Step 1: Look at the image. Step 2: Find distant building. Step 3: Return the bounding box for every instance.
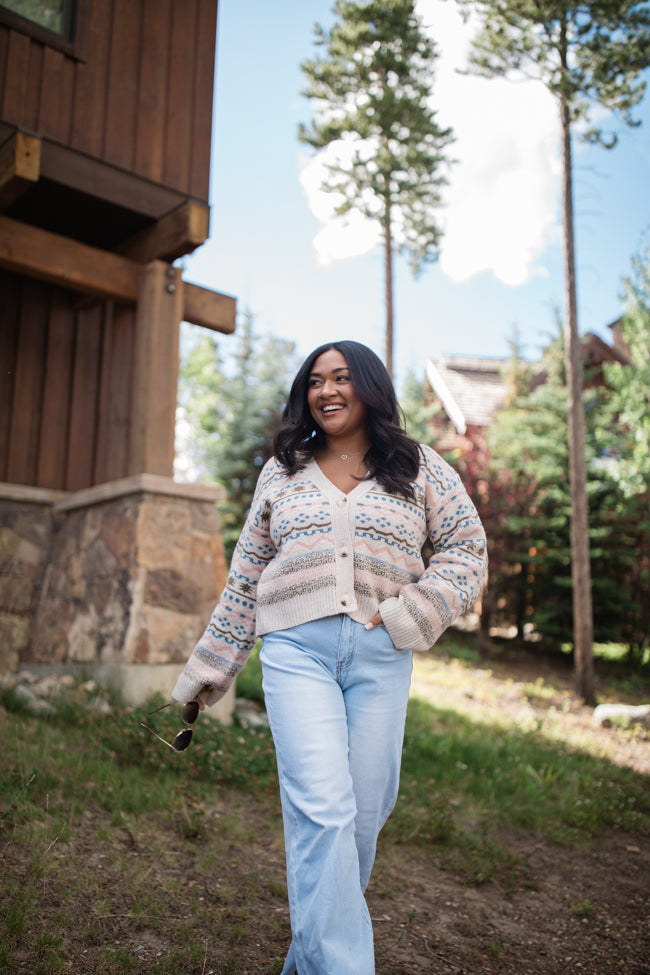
[425,355,508,452]
[425,328,629,454]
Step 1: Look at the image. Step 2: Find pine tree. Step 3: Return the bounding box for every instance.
[299,0,453,377]
[486,329,649,662]
[598,235,650,661]
[177,313,298,560]
[602,234,650,496]
[458,0,650,703]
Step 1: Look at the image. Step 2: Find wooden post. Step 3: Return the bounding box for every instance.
[0,131,41,211]
[128,261,183,477]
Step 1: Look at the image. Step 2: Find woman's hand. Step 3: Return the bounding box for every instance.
[364,612,384,631]
[194,696,206,711]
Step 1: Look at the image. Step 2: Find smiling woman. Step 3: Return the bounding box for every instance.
[171,339,487,975]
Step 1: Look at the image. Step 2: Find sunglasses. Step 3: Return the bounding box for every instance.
[140,701,199,751]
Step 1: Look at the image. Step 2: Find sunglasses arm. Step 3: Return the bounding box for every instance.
[139,722,177,750]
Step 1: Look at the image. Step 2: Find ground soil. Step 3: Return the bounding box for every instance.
[3,648,649,974]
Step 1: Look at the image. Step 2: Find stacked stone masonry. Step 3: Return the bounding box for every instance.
[0,477,232,718]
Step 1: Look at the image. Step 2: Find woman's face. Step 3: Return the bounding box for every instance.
[307,348,367,441]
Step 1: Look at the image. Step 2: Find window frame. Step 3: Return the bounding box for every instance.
[0,0,88,61]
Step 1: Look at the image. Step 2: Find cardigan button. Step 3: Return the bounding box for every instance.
[339,547,350,557]
[340,595,351,607]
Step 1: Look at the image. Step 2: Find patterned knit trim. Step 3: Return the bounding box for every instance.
[258,573,335,607]
[194,646,242,679]
[353,554,419,585]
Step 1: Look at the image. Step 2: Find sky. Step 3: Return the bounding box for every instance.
[181,0,650,391]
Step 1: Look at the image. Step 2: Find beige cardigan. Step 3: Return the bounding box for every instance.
[173,446,487,706]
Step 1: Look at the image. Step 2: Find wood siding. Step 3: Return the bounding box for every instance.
[0,0,217,201]
[0,270,137,490]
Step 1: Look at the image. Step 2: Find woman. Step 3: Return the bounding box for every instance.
[173,341,487,975]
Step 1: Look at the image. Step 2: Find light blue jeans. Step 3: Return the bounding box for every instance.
[260,615,413,975]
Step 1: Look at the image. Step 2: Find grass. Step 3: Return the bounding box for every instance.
[394,696,647,854]
[0,631,648,972]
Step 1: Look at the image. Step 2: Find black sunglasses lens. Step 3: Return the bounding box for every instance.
[182,701,199,724]
[172,729,193,751]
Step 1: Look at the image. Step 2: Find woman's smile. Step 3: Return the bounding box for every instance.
[307,348,367,443]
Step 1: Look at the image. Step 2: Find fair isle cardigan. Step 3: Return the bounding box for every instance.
[172,445,488,706]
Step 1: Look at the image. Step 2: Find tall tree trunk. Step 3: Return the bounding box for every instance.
[560,92,596,706]
[384,200,394,379]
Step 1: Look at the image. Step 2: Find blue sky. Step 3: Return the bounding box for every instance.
[182,0,650,390]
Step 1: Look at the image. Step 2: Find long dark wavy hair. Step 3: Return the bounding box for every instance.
[273,341,422,499]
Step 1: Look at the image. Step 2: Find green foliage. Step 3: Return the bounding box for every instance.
[234,641,265,706]
[300,0,453,274]
[177,312,298,560]
[489,335,572,644]
[485,323,650,659]
[596,236,650,661]
[601,235,650,495]
[398,369,437,445]
[458,0,650,143]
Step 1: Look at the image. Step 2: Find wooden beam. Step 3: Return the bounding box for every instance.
[116,200,210,263]
[0,215,140,301]
[0,131,41,212]
[128,262,183,477]
[183,281,236,334]
[0,214,236,331]
[39,138,186,219]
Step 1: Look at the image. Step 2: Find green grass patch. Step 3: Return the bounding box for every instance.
[1,645,649,971]
[392,697,649,852]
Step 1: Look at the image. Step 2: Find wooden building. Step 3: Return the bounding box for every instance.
[0,0,235,715]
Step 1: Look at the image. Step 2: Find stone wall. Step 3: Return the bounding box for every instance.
[0,477,234,720]
[0,484,66,673]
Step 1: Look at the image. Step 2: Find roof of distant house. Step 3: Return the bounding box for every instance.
[425,355,508,435]
[426,332,630,436]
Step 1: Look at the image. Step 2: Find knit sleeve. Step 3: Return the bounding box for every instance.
[172,461,278,706]
[378,446,488,652]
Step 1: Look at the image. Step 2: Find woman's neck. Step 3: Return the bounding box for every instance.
[321,438,369,461]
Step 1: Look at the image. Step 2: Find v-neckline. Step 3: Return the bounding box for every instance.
[305,458,375,499]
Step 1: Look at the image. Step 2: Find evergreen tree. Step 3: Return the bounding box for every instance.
[458,0,650,704]
[598,235,650,662]
[399,368,437,445]
[487,330,649,661]
[602,234,650,497]
[177,312,298,560]
[475,337,541,647]
[299,0,453,377]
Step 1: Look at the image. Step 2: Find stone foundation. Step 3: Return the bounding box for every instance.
[0,476,234,721]
[0,484,67,673]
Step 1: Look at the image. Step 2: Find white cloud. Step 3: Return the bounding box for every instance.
[299,0,562,287]
[298,138,382,265]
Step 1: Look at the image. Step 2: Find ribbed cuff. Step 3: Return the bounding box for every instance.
[172,671,228,708]
[378,596,437,652]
